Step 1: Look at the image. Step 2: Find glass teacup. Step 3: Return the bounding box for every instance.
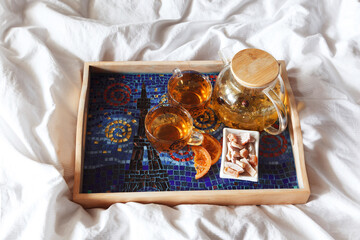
[167,68,212,118]
[145,103,203,152]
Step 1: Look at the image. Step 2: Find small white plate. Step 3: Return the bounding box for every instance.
[220,128,260,182]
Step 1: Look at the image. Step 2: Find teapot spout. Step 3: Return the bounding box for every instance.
[219,45,238,65]
[219,49,231,65]
[219,45,243,65]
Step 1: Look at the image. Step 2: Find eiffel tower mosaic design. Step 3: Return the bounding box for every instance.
[123,83,170,192]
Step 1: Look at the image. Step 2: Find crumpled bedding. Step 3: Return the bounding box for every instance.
[1,0,360,239]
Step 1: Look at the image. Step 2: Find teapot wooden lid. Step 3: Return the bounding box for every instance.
[231,49,279,88]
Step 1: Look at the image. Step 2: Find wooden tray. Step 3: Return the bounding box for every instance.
[73,61,310,208]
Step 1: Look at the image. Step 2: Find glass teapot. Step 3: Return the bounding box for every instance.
[211,48,288,135]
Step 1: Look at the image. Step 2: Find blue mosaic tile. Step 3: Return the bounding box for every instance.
[81,72,299,193]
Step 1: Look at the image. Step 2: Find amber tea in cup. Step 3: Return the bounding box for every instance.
[145,103,203,152]
[167,68,212,118]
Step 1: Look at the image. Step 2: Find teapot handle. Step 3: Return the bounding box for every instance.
[263,69,288,135]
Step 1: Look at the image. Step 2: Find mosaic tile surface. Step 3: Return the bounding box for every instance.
[82,72,298,193]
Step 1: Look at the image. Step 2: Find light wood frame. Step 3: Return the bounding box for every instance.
[73,61,310,208]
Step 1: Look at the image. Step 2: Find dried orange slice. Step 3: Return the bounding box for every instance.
[201,133,222,165]
[192,146,212,179]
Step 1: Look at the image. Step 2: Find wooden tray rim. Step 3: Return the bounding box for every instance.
[73,60,310,208]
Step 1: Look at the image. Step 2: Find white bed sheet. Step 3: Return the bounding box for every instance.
[1,0,360,239]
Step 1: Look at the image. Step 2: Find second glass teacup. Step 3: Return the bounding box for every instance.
[167,68,212,118]
[145,103,203,153]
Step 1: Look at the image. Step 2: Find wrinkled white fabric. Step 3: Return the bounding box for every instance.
[1,0,360,239]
